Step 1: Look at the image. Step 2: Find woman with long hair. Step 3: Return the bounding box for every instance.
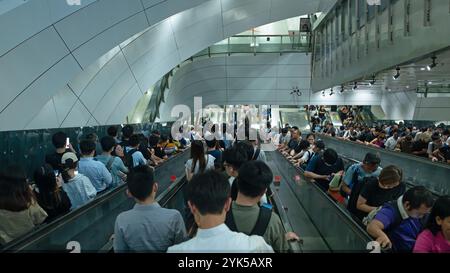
[185,140,215,181]
[414,195,450,253]
[0,166,48,245]
[33,164,72,222]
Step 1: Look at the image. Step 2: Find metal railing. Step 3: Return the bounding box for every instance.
[193,33,312,58]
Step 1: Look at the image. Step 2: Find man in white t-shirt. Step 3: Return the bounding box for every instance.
[167,170,273,253]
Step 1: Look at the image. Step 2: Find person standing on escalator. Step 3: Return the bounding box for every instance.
[225,161,300,252]
[114,165,187,252]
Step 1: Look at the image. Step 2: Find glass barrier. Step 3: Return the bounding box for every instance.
[192,34,311,59]
[0,150,190,252]
[319,135,450,196]
[267,151,372,252]
[0,123,174,179]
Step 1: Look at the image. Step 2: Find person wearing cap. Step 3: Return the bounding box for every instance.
[60,152,97,210]
[341,152,382,198]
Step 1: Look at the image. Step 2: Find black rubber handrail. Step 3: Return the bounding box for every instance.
[318,134,450,169]
[268,185,303,253]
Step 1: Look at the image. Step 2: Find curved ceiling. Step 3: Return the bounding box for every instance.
[157,53,382,122]
[0,0,336,131]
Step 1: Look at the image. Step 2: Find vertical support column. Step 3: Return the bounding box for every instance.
[424,0,432,26]
[388,0,394,44]
[404,0,411,36]
[365,2,369,56]
[375,3,380,50]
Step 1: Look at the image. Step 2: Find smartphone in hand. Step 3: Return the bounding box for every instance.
[66,138,70,149]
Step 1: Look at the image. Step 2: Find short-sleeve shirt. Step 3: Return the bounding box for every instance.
[360,180,406,208]
[95,155,128,187]
[306,156,344,192]
[78,158,113,192]
[62,174,97,210]
[230,202,289,253]
[374,204,424,252]
[125,147,147,167]
[45,149,72,172]
[114,203,187,252]
[185,155,215,175]
[343,163,382,190]
[287,139,299,150]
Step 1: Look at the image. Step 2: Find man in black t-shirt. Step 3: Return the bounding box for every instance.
[45,131,77,172]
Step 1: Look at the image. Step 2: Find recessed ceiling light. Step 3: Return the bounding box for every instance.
[420,67,426,71]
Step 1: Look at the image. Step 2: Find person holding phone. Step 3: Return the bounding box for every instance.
[45,132,77,173]
[33,164,72,222]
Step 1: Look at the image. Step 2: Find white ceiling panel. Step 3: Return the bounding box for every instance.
[0,26,69,112]
[54,0,143,51]
[0,54,81,131]
[71,12,149,68]
[61,100,94,128]
[24,99,59,131]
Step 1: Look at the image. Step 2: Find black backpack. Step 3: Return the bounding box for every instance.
[346,167,378,220]
[225,204,272,236]
[252,148,261,161]
[125,148,138,168]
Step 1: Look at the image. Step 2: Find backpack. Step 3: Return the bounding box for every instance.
[252,148,261,161]
[346,166,378,220]
[105,156,116,172]
[225,203,273,236]
[125,149,138,168]
[304,150,314,165]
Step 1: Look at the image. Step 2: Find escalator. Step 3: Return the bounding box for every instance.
[1,149,374,253]
[266,151,372,252]
[0,150,191,253]
[328,112,342,127]
[356,106,377,126]
[280,110,311,132]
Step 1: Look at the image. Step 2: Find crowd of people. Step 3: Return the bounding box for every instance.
[0,125,186,246]
[309,105,450,164]
[276,124,449,253]
[1,121,449,253]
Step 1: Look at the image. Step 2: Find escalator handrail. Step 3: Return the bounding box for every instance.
[0,149,190,252]
[268,185,303,253]
[318,134,450,169]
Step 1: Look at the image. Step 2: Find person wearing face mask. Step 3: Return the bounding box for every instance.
[413,195,450,253]
[366,186,434,252]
